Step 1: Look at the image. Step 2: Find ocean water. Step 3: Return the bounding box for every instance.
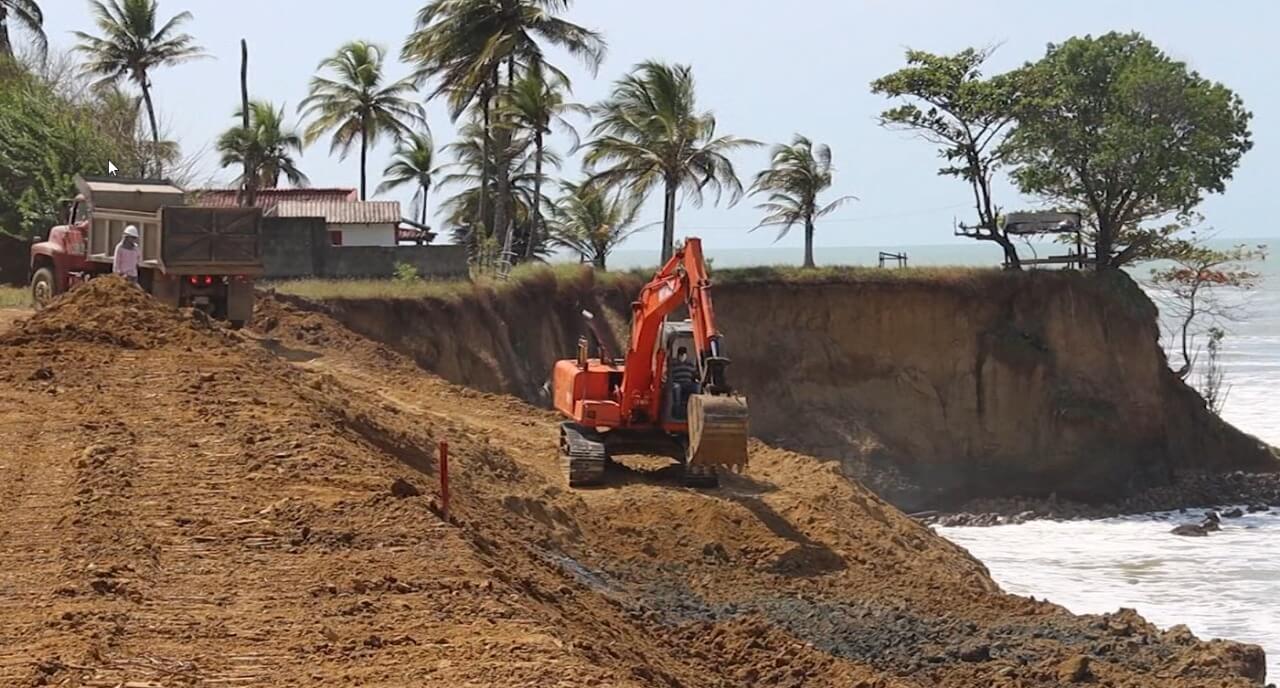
[938,512,1280,681]
[608,240,1280,678]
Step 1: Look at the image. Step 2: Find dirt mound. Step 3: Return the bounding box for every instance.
[3,276,219,349]
[0,288,1266,686]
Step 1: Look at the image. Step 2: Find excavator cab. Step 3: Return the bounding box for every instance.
[660,321,697,424]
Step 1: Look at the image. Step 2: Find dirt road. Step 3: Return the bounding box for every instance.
[0,279,1265,687]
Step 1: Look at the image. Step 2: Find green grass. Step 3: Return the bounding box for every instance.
[710,264,997,286]
[268,263,647,303]
[269,277,479,302]
[0,285,29,308]
[267,262,1016,303]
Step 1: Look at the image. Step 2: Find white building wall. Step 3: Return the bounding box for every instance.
[330,223,397,247]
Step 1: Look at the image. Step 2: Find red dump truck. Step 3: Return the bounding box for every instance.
[29,176,264,327]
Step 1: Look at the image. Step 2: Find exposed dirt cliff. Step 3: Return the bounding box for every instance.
[288,267,1277,510]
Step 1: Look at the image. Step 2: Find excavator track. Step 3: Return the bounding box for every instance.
[560,423,608,487]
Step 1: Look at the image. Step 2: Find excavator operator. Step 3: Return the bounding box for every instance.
[668,347,700,420]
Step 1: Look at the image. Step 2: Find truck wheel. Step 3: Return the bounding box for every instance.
[30,267,57,310]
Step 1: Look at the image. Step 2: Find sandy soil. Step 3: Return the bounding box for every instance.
[0,307,31,334]
[0,278,1265,687]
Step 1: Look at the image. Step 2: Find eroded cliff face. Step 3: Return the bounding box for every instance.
[286,268,1275,510]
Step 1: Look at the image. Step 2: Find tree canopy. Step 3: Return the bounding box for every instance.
[750,134,854,269]
[1007,32,1253,269]
[0,0,45,59]
[584,61,757,263]
[300,40,425,199]
[0,63,120,239]
[74,0,204,175]
[871,47,1023,267]
[217,100,308,189]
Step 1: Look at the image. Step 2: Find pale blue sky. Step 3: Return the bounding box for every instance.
[35,0,1280,257]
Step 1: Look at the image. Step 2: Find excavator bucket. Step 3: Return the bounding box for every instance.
[686,394,749,468]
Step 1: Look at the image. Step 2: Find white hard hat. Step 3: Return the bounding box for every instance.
[123,225,140,239]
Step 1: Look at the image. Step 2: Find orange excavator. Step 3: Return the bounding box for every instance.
[551,237,749,488]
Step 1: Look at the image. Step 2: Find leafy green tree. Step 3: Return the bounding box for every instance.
[92,85,178,176]
[1007,32,1253,270]
[1149,237,1266,378]
[299,41,425,199]
[872,48,1023,268]
[377,132,439,226]
[548,179,642,269]
[74,0,204,176]
[0,65,119,239]
[750,134,855,269]
[217,100,308,188]
[0,0,44,59]
[402,0,605,249]
[584,61,758,263]
[503,63,586,257]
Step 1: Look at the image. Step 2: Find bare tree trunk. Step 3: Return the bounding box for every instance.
[419,183,429,225]
[526,130,544,260]
[1177,282,1201,377]
[803,216,815,269]
[239,39,257,207]
[661,177,677,263]
[0,10,13,58]
[478,74,493,242]
[359,124,368,200]
[139,76,162,178]
[969,157,1021,270]
[994,233,1020,270]
[1096,219,1115,271]
[495,139,512,260]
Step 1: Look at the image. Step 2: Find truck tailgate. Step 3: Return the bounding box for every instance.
[161,207,262,271]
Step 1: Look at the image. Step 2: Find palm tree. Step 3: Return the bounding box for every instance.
[504,63,586,258]
[0,0,45,59]
[584,61,758,263]
[299,41,425,199]
[402,0,605,250]
[377,132,438,226]
[439,118,558,261]
[548,180,642,269]
[74,0,204,176]
[217,100,308,188]
[750,134,855,269]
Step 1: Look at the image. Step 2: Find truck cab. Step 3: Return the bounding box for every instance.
[29,197,93,305]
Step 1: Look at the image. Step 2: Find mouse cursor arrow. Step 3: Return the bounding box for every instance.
[107,161,119,176]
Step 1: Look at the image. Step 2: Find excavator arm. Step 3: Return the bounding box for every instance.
[619,238,749,467]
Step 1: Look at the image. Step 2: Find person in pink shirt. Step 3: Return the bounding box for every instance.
[113,225,141,284]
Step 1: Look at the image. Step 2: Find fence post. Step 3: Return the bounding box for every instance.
[439,440,450,521]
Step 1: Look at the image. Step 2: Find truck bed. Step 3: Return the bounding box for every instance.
[160,207,262,273]
[87,206,263,275]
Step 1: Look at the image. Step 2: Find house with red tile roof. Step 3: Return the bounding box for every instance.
[272,199,402,247]
[189,188,358,210]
